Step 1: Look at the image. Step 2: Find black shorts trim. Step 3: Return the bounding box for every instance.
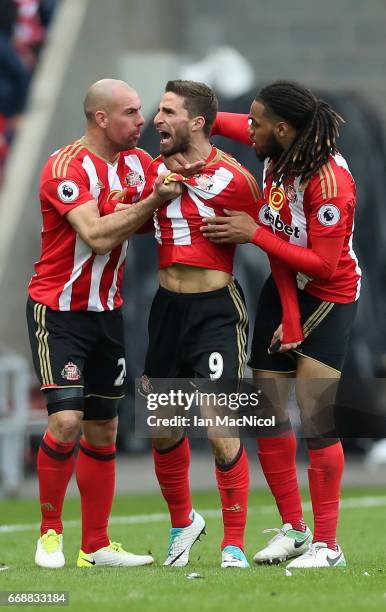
[84,393,125,400]
[227,281,248,380]
[33,303,54,387]
[291,350,341,374]
[27,297,127,412]
[144,280,248,380]
[248,276,358,373]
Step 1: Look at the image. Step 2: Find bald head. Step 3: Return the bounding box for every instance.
[83,79,137,124]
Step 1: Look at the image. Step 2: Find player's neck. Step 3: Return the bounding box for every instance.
[185,138,212,164]
[81,132,120,165]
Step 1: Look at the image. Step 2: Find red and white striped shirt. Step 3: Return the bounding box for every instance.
[28,140,152,311]
[260,153,361,302]
[144,147,261,273]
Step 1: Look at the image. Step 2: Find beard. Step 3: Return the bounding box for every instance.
[255,132,283,162]
[160,129,190,157]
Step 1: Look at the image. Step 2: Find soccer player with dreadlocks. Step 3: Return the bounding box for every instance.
[202,80,361,569]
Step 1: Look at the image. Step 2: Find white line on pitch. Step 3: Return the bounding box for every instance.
[1,495,386,535]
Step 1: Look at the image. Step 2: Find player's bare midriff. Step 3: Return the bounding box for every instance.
[159,264,232,293]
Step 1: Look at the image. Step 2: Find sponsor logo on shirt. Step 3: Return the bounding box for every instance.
[61,362,81,381]
[107,189,122,202]
[261,205,300,238]
[57,180,80,203]
[317,204,341,226]
[269,186,285,211]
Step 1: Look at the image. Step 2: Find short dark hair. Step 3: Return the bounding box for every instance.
[256,80,344,184]
[165,80,218,136]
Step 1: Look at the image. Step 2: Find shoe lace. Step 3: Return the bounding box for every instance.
[302,543,323,559]
[41,530,61,553]
[108,542,124,553]
[262,527,284,545]
[167,528,183,554]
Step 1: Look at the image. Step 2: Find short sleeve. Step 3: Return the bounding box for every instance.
[40,161,94,217]
[306,164,355,238]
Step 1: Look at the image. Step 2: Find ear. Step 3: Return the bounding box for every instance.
[95,110,108,129]
[191,116,205,132]
[275,121,289,139]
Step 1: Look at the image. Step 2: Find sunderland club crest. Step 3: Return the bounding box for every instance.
[194,174,214,192]
[61,362,81,381]
[285,184,297,203]
[125,170,144,187]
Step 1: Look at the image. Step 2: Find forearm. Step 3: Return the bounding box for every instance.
[269,257,303,343]
[252,227,342,280]
[211,112,251,146]
[89,193,160,254]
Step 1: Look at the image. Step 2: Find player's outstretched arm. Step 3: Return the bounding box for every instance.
[211,112,251,146]
[251,226,344,281]
[67,173,181,255]
[269,256,303,351]
[201,210,344,281]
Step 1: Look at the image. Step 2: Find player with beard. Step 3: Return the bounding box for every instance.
[202,81,361,569]
[140,80,262,568]
[27,78,195,569]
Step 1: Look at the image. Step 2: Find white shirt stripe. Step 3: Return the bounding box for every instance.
[107,241,128,310]
[58,235,92,310]
[82,155,102,200]
[86,159,124,311]
[166,196,191,245]
[288,176,308,247]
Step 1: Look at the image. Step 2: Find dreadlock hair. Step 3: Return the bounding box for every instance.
[256,80,344,184]
[165,80,218,136]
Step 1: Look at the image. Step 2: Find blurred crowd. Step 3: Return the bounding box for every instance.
[0,0,58,184]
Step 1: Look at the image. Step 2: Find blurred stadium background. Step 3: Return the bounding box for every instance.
[0,0,385,498]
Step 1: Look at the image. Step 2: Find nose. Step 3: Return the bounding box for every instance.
[154,111,163,127]
[137,112,145,127]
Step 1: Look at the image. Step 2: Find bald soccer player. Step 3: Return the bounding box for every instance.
[27,79,185,569]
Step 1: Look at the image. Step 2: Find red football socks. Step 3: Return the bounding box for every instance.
[308,442,344,550]
[153,437,193,528]
[37,430,76,535]
[257,433,306,532]
[76,438,116,553]
[216,445,250,551]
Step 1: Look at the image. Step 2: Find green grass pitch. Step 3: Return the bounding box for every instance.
[0,487,385,611]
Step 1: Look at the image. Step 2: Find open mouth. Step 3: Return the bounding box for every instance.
[158,131,172,146]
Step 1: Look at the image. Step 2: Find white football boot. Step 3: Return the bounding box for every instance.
[35,529,65,568]
[253,523,312,564]
[286,542,346,569]
[221,545,250,568]
[163,511,206,567]
[77,542,153,567]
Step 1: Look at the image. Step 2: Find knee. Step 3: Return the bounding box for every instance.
[49,411,82,442]
[208,438,240,465]
[83,418,118,446]
[152,436,184,452]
